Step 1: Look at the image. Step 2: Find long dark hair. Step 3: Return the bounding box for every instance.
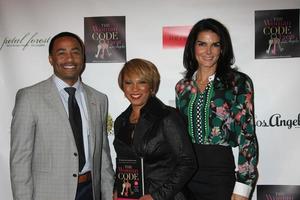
[183,18,236,86]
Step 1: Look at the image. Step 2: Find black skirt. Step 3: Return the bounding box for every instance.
[185,144,236,200]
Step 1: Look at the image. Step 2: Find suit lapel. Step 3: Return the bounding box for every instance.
[44,78,77,146]
[82,84,97,152]
[131,97,162,154]
[132,111,158,156]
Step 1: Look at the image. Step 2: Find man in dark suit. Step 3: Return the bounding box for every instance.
[10,32,114,200]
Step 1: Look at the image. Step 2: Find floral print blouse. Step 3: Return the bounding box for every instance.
[175,71,258,189]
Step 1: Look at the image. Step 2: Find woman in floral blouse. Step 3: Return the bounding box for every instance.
[175,18,258,200]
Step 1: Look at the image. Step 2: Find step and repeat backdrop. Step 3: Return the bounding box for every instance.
[1,0,299,199]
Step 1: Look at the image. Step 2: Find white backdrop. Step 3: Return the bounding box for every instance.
[1,0,300,199]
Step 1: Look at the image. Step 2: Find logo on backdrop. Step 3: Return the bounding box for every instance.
[257,185,300,200]
[256,113,300,129]
[162,26,191,49]
[0,32,51,50]
[255,9,300,59]
[84,16,126,63]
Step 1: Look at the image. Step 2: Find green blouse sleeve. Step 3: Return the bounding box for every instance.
[232,76,258,187]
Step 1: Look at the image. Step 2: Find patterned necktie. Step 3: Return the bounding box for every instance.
[64,87,86,171]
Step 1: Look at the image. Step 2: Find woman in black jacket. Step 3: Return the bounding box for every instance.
[113,58,196,200]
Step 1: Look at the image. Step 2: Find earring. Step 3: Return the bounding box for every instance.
[151,90,155,96]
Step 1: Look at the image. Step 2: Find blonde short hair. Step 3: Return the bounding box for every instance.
[118,58,160,95]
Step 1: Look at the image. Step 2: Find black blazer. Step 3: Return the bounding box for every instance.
[113,97,196,200]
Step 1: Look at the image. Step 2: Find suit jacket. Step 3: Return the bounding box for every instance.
[113,97,196,200]
[10,77,114,200]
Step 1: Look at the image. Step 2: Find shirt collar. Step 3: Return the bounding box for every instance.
[52,74,82,92]
[192,71,215,82]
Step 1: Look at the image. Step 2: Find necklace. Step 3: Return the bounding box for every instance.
[129,117,139,124]
[198,79,209,85]
[196,72,209,85]
[130,111,140,124]
[196,71,215,86]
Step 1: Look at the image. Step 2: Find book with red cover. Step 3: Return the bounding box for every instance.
[115,158,144,200]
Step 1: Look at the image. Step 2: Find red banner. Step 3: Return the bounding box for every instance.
[162,26,191,49]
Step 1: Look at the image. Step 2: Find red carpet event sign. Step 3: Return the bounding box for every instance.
[257,185,300,200]
[255,9,300,59]
[84,16,126,63]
